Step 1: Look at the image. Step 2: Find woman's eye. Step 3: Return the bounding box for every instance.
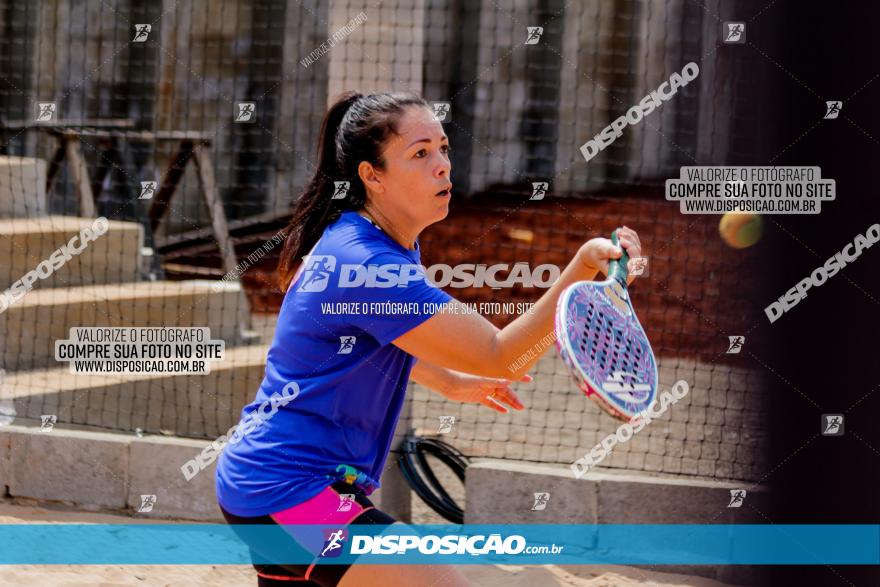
[441,144,450,154]
[415,149,427,158]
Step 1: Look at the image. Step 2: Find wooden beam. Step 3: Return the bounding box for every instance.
[63,134,96,217]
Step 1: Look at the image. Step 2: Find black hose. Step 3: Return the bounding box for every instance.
[397,434,468,524]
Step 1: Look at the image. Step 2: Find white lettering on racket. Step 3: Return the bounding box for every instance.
[602,371,652,403]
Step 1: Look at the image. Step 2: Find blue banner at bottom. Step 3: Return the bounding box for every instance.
[0,524,876,565]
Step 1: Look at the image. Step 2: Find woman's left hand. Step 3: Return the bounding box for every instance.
[440,372,529,414]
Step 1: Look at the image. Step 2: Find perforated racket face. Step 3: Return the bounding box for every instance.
[555,279,658,421]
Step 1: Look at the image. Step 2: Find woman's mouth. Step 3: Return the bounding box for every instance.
[436,186,452,198]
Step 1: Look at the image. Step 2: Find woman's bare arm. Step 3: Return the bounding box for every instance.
[394,229,642,379]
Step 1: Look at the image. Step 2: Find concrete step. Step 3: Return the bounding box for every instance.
[0,280,249,371]
[0,344,267,440]
[0,216,143,290]
[0,156,48,219]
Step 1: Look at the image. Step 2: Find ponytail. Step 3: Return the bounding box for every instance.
[278,90,428,291]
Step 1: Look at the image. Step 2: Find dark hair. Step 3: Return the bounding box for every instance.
[277,91,429,291]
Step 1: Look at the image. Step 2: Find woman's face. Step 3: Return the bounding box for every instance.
[363,105,452,228]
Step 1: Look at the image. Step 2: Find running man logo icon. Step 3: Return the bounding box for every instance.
[726,336,745,354]
[338,336,356,354]
[824,101,842,119]
[35,102,56,122]
[630,257,649,277]
[530,181,549,200]
[438,415,456,434]
[337,494,355,512]
[139,181,157,200]
[132,24,151,42]
[235,102,256,123]
[138,494,157,513]
[320,529,346,557]
[727,489,746,508]
[40,414,57,432]
[723,22,746,43]
[297,255,336,292]
[332,181,350,199]
[531,492,550,511]
[525,27,544,45]
[822,414,844,436]
[431,102,451,123]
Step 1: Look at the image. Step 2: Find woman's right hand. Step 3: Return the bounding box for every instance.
[577,237,624,275]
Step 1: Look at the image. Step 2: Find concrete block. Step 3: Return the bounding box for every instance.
[5,424,128,509]
[465,460,597,524]
[4,345,267,438]
[467,459,771,525]
[0,280,248,370]
[595,471,770,524]
[128,435,223,521]
[0,157,47,219]
[0,217,143,290]
[0,427,10,493]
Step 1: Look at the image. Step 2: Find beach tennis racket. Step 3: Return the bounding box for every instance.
[555,230,658,422]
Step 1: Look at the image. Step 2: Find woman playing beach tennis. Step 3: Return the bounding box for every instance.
[216,91,642,586]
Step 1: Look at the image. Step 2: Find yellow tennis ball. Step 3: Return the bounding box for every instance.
[719,212,763,249]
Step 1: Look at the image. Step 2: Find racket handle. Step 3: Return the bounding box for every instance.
[609,229,630,286]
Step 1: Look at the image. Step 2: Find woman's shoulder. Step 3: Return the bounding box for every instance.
[321,212,412,265]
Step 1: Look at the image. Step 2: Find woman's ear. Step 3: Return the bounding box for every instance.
[358,161,384,195]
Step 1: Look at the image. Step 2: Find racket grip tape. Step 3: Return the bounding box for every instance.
[609,229,630,285]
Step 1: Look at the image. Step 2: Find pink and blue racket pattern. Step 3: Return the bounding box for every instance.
[555,230,658,422]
